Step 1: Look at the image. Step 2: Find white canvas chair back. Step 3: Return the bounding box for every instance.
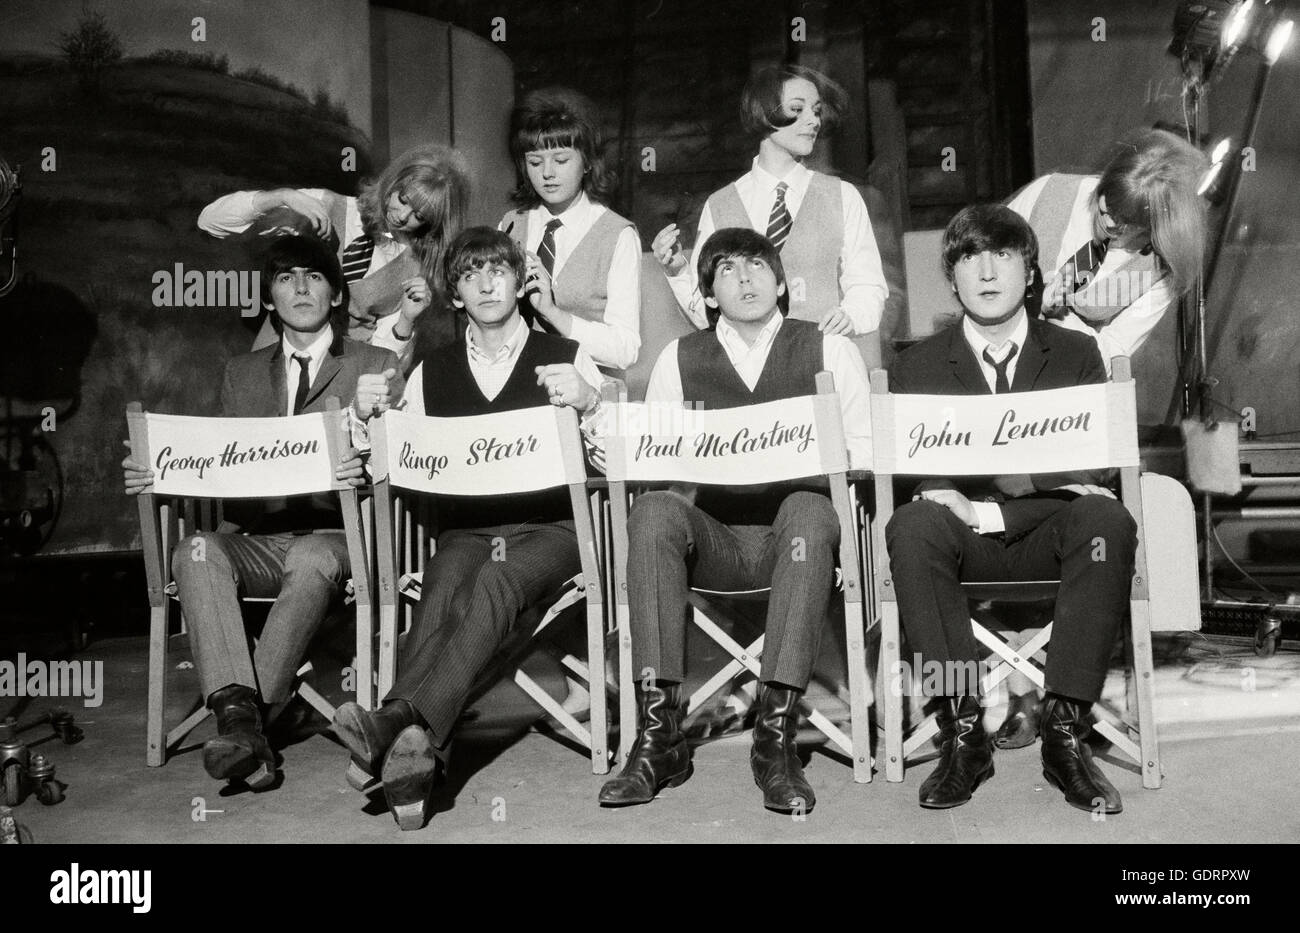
[126,398,369,767]
[602,372,873,782]
[367,404,610,773]
[868,357,1160,789]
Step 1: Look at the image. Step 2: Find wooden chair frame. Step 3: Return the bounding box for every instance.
[870,357,1160,789]
[128,398,371,767]
[365,405,611,774]
[605,372,874,783]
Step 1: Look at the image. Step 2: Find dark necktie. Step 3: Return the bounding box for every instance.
[292,353,311,415]
[982,343,1019,394]
[1067,236,1109,292]
[339,234,375,284]
[538,218,563,278]
[766,181,793,252]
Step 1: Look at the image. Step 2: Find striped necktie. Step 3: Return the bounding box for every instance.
[1067,237,1109,292]
[292,353,311,415]
[339,234,375,284]
[538,218,563,278]
[766,181,793,252]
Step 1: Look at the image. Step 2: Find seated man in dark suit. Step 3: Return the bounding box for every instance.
[598,227,872,814]
[123,235,397,789]
[886,204,1136,814]
[331,227,604,831]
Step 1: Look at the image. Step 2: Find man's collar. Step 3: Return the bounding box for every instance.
[280,324,334,362]
[961,310,1028,358]
[466,313,528,360]
[716,309,783,348]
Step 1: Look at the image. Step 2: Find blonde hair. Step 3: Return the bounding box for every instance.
[356,144,472,290]
[1093,128,1208,295]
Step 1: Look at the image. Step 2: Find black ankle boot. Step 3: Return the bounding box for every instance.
[203,684,276,789]
[1040,694,1122,814]
[918,695,994,809]
[332,699,419,779]
[598,682,691,806]
[750,684,815,813]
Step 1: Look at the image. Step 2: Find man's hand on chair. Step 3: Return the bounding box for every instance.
[915,487,977,528]
[354,368,398,421]
[336,448,367,487]
[121,440,154,495]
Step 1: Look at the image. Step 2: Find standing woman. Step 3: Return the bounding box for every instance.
[653,65,888,345]
[497,87,640,720]
[499,87,642,376]
[1008,127,1208,371]
[198,144,472,366]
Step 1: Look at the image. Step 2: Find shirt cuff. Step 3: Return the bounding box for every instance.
[345,407,372,453]
[969,500,1005,535]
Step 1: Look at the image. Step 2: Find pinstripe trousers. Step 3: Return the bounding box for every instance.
[388,520,579,746]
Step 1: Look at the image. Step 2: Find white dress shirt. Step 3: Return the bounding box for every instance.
[961,312,1029,394]
[198,188,406,278]
[499,192,642,371]
[643,313,873,469]
[401,316,605,414]
[667,160,888,335]
[1007,174,1175,374]
[282,326,334,417]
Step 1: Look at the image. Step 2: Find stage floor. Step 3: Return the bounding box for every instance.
[10,630,1300,844]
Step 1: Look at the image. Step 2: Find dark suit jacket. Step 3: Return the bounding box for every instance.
[888,315,1109,541]
[218,331,399,534]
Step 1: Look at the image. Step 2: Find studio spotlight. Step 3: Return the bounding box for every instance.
[1265,18,1294,63]
[1223,0,1255,48]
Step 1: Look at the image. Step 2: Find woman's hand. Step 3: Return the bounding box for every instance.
[396,276,432,335]
[818,307,855,336]
[269,189,333,238]
[524,252,558,320]
[651,223,687,275]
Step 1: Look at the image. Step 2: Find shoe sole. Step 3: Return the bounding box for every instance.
[1042,769,1123,814]
[759,793,816,815]
[345,760,381,794]
[381,726,440,831]
[332,705,382,780]
[203,741,276,790]
[598,762,693,807]
[752,772,816,814]
[918,762,995,809]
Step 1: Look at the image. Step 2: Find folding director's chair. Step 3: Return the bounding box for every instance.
[869,357,1160,789]
[603,372,874,782]
[127,398,371,767]
[364,403,610,775]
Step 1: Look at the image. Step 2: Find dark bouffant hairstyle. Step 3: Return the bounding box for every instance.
[696,227,790,325]
[739,65,848,140]
[509,86,618,209]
